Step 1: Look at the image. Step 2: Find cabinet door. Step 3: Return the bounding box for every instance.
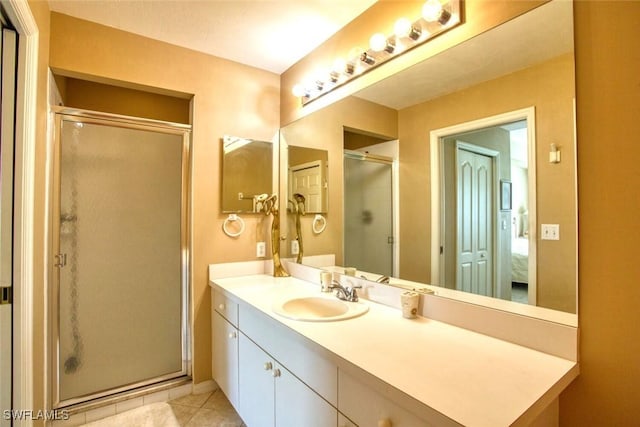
[275,363,337,427]
[274,365,338,427]
[212,312,239,409]
[239,333,275,427]
[338,369,428,427]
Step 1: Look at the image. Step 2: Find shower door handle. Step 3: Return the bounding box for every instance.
[54,253,67,268]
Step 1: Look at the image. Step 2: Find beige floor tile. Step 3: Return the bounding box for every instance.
[184,408,221,427]
[168,403,200,426]
[169,392,213,408]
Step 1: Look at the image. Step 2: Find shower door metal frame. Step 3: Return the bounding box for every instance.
[49,107,192,409]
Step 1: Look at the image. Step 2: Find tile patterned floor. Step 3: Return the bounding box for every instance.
[168,390,245,427]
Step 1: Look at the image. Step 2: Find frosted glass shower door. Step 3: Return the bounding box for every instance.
[53,113,190,406]
[344,155,393,277]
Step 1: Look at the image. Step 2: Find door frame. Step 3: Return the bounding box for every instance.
[2,0,38,422]
[430,107,537,304]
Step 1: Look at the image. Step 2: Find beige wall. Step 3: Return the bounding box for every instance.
[46,12,280,394]
[399,54,577,312]
[560,2,640,424]
[60,77,191,124]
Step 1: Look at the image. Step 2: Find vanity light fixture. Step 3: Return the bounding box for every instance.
[292,0,461,105]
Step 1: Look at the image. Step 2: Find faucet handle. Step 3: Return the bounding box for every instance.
[348,284,362,302]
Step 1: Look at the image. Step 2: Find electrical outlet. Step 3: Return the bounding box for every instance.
[256,241,266,258]
[541,224,560,240]
[291,240,299,255]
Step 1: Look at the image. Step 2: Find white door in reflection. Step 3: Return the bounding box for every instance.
[344,153,393,277]
[456,145,495,296]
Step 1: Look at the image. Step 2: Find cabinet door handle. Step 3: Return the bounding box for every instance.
[218,303,225,311]
[272,368,281,378]
[264,362,273,371]
[228,331,237,339]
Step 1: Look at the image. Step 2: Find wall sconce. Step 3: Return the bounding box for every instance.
[292,0,461,104]
[549,143,561,163]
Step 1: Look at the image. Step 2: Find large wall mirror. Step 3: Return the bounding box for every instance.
[280,0,577,317]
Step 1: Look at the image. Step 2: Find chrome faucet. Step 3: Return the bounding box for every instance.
[328,281,362,302]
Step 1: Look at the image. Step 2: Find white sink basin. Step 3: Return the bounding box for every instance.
[272,296,368,322]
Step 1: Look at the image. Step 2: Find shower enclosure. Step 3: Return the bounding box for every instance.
[51,109,191,408]
[344,151,394,277]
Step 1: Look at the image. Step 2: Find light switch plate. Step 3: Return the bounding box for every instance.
[541,224,560,240]
[291,240,299,255]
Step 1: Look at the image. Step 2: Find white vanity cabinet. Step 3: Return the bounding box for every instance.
[238,332,337,427]
[338,369,429,427]
[212,290,239,409]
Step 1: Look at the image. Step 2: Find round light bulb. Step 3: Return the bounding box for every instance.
[422,0,443,22]
[394,18,412,38]
[292,84,305,98]
[348,47,364,61]
[369,33,387,52]
[332,58,347,74]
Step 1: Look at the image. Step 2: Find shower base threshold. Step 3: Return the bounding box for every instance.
[59,376,192,415]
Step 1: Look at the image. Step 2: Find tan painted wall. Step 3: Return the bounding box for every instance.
[560,2,640,424]
[399,54,576,313]
[279,96,397,262]
[60,77,191,124]
[47,12,280,392]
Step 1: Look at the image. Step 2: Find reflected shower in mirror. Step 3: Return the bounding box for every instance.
[280,0,577,315]
[221,135,274,213]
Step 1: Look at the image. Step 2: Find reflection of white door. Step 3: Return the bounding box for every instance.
[0,26,17,427]
[456,146,494,296]
[289,160,326,212]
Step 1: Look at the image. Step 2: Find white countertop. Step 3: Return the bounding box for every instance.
[211,274,578,427]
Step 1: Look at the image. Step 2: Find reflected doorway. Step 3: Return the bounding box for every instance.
[431,108,536,305]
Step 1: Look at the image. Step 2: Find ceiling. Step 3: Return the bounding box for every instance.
[47,0,378,74]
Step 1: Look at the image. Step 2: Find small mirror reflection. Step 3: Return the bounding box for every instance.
[221,135,273,213]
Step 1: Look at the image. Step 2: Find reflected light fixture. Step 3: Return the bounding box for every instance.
[394,17,421,41]
[423,0,452,25]
[370,32,396,54]
[292,0,461,105]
